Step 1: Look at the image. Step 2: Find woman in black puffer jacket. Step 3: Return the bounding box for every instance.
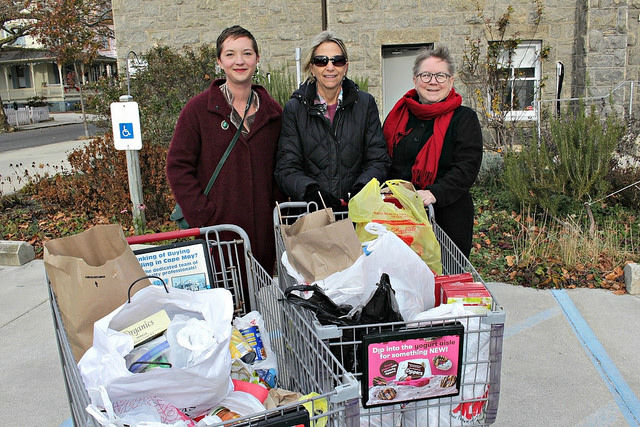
[275,31,390,210]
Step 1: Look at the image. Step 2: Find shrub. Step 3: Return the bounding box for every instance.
[30,134,172,226]
[504,103,625,215]
[25,96,49,107]
[606,117,640,210]
[87,45,224,145]
[254,65,297,108]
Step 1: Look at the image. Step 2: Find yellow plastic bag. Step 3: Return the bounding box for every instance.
[348,178,442,274]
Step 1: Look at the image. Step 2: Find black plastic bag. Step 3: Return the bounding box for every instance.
[284,284,356,326]
[285,274,404,372]
[358,273,404,324]
[332,273,403,371]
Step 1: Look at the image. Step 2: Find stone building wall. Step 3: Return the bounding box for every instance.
[584,1,640,116]
[321,0,577,108]
[111,1,640,115]
[111,0,323,79]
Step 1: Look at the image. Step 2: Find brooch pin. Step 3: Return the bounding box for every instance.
[221,120,229,130]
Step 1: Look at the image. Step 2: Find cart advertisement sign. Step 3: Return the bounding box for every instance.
[361,323,465,408]
[134,240,213,290]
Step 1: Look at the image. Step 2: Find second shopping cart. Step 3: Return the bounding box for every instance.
[274,202,505,426]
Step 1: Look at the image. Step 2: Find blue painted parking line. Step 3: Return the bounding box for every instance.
[579,402,620,427]
[552,289,640,426]
[503,306,561,339]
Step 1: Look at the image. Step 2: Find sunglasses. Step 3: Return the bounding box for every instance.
[312,55,347,67]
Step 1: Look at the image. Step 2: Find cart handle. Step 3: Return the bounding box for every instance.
[272,201,436,225]
[126,225,252,252]
[126,228,203,244]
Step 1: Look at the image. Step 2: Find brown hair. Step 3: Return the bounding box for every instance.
[216,25,259,59]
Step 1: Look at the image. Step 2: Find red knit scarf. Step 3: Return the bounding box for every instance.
[383,88,462,188]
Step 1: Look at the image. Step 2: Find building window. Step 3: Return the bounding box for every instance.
[10,65,31,88]
[49,63,61,84]
[1,28,26,46]
[495,41,541,121]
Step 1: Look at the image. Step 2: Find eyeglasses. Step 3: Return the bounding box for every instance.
[312,55,347,67]
[416,71,451,84]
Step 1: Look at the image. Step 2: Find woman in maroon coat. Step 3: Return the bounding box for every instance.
[166,26,282,281]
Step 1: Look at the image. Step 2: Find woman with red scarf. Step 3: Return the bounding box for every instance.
[383,46,483,258]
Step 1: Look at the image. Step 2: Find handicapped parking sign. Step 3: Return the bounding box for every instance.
[120,123,134,139]
[110,102,142,150]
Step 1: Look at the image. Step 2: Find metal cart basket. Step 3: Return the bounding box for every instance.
[49,224,359,426]
[274,202,506,426]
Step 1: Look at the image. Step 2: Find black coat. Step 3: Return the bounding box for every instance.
[387,105,483,257]
[275,78,390,201]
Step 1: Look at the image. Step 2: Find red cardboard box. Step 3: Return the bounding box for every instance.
[434,272,474,307]
[440,281,492,314]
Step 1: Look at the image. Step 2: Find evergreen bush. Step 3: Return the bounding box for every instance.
[254,65,296,108]
[504,103,625,214]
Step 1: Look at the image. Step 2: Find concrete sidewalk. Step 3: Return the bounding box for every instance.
[15,112,93,131]
[1,258,639,426]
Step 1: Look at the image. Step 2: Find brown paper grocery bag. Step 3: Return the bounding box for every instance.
[44,224,150,361]
[281,208,362,283]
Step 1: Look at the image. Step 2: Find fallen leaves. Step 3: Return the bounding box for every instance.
[604,267,624,281]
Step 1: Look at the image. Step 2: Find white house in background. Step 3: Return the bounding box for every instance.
[0,27,117,112]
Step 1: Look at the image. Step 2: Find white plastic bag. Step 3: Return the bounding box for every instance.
[358,404,403,427]
[79,286,234,418]
[403,303,490,425]
[360,223,435,320]
[85,385,194,427]
[282,250,376,310]
[197,391,266,425]
[166,315,216,368]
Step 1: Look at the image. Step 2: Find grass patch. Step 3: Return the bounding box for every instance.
[470,186,639,293]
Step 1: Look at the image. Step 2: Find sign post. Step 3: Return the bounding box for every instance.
[111,95,145,233]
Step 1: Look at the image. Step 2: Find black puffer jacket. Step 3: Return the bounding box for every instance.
[275,78,390,201]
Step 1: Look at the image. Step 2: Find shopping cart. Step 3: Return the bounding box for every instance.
[49,224,360,426]
[273,202,506,426]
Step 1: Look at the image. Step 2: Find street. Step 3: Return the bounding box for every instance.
[0,122,98,152]
[0,115,97,194]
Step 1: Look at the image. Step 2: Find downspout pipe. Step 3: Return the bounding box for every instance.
[321,0,327,30]
[556,61,564,116]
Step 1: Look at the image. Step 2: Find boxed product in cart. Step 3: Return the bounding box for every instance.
[440,281,493,314]
[434,272,474,306]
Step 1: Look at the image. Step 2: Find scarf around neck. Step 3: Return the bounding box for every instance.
[383,88,462,188]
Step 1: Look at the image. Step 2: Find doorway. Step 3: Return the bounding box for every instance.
[381,44,432,119]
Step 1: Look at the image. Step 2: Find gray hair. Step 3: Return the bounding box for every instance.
[412,46,454,76]
[303,30,349,77]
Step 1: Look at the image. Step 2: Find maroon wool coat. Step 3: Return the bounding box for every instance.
[166,79,283,272]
